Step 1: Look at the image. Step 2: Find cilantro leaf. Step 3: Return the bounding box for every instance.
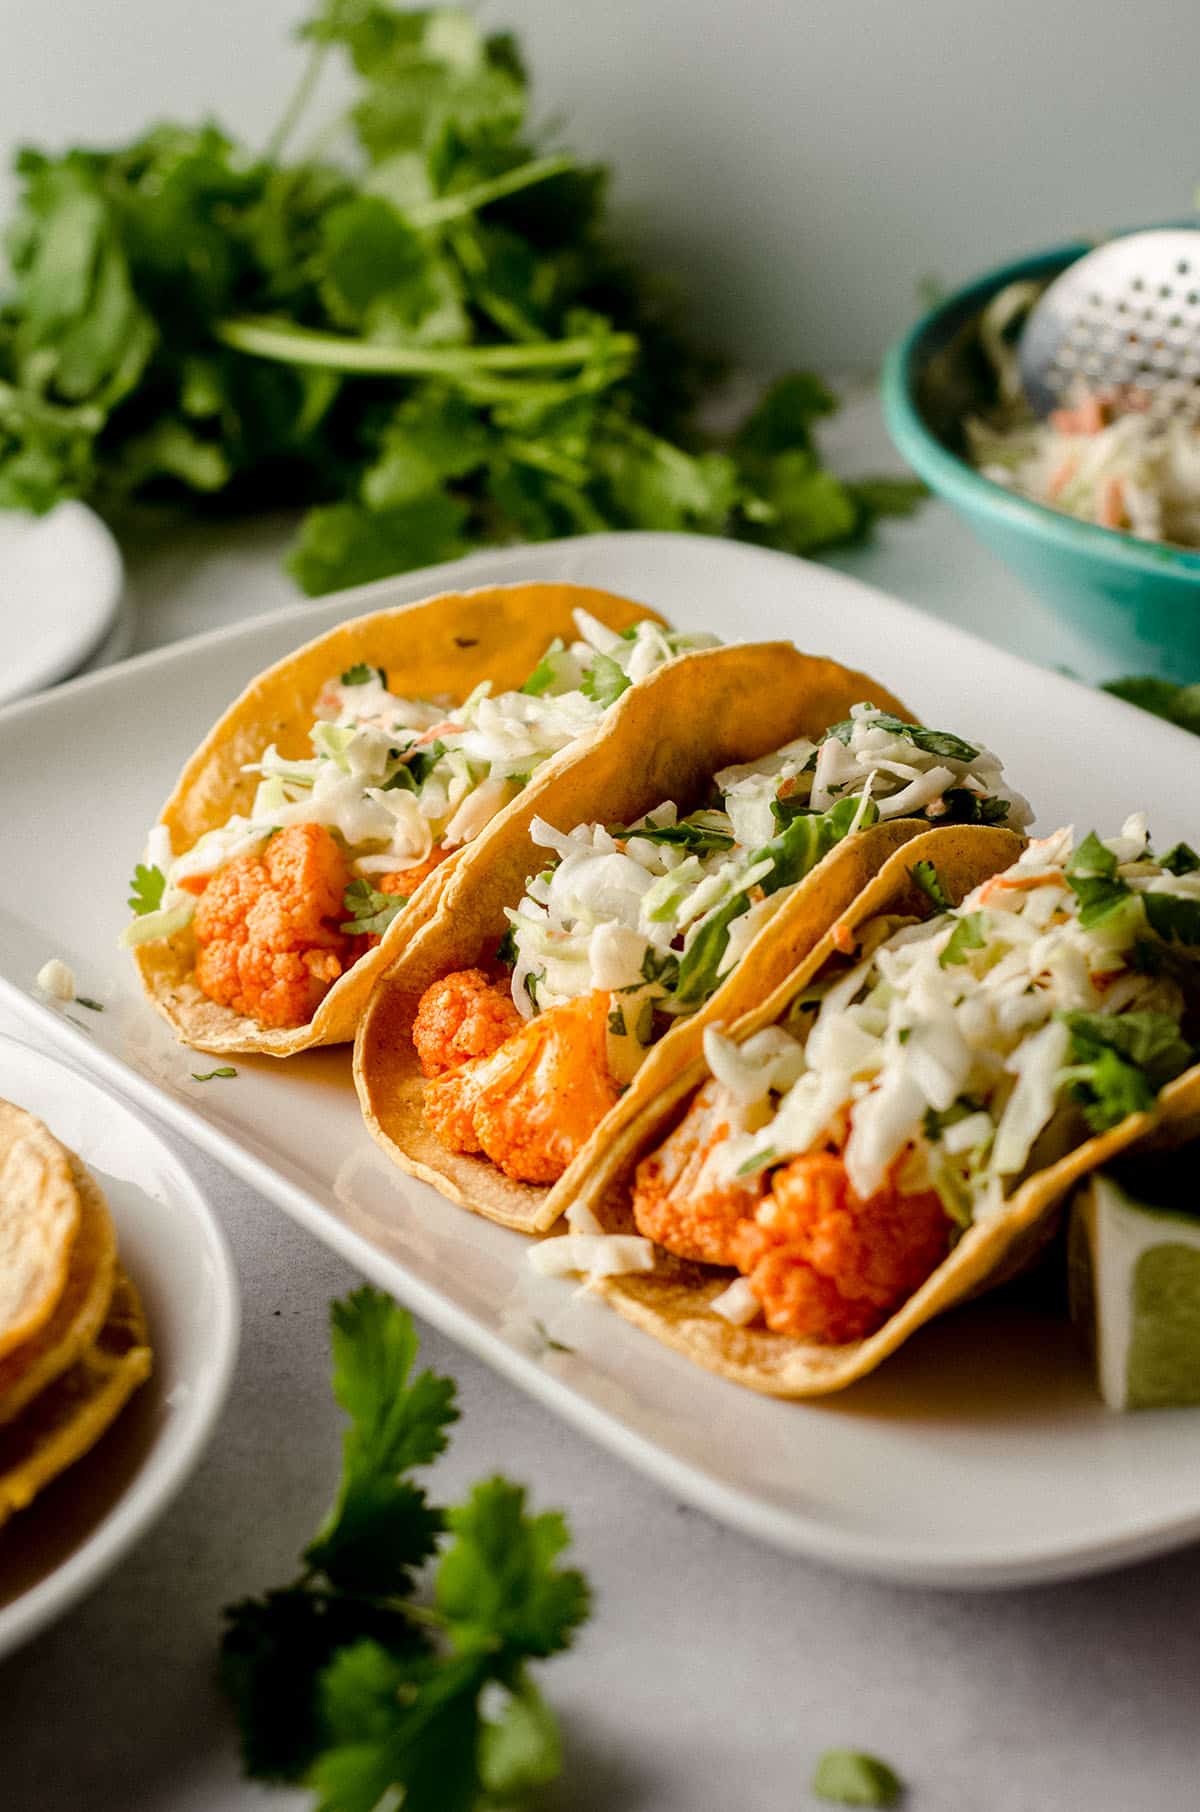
[341,878,407,936]
[1058,1010,1196,1132]
[673,799,870,1008]
[220,1590,425,1783]
[311,1647,484,1812]
[495,924,518,967]
[813,1748,904,1807]
[478,1675,563,1799]
[1065,829,1131,927]
[1142,889,1200,948]
[305,1288,457,1592]
[287,498,470,597]
[1104,675,1200,736]
[1068,830,1118,879]
[1161,842,1200,876]
[340,662,386,687]
[579,650,631,707]
[910,860,951,912]
[938,787,1010,826]
[519,636,566,696]
[826,710,979,764]
[614,817,735,853]
[436,1478,590,1660]
[128,862,165,915]
[939,910,986,967]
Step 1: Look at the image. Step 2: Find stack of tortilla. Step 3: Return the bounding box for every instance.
[0,1101,152,1529]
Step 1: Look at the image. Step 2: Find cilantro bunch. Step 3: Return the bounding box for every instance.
[0,2,920,595]
[220,1288,590,1809]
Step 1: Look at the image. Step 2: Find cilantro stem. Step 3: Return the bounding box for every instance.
[213,315,638,377]
[409,153,577,228]
[262,38,329,164]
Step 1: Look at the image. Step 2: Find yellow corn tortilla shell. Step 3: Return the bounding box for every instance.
[577,823,1200,1396]
[135,582,663,1057]
[355,642,919,1233]
[0,1270,152,1529]
[0,1102,81,1360]
[0,1149,118,1426]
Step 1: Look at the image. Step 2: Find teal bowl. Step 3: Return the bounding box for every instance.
[882,242,1200,682]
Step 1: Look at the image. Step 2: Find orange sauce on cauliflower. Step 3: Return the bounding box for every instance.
[193,823,351,1029]
[631,1079,767,1265]
[412,969,524,1077]
[378,848,449,900]
[730,1151,950,1343]
[422,989,620,1184]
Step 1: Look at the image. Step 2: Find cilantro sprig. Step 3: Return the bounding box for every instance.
[341,879,407,936]
[909,860,951,913]
[1058,1011,1196,1133]
[127,863,166,916]
[0,5,919,595]
[1065,830,1132,929]
[220,1289,590,1808]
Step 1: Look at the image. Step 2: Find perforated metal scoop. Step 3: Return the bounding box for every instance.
[1019,228,1200,422]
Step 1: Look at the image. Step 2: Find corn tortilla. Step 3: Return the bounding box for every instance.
[0,1270,152,1529]
[0,1102,80,1360]
[134,582,664,1056]
[354,643,919,1232]
[0,1149,118,1426]
[572,824,1200,1397]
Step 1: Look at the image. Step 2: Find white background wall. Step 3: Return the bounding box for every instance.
[2,0,1197,367]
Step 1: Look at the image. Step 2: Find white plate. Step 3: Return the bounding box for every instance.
[1,529,1198,1590]
[0,1035,238,1658]
[0,502,127,706]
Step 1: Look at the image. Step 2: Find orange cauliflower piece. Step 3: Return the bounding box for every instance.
[632,1079,766,1266]
[412,969,524,1078]
[378,847,449,900]
[423,992,620,1184]
[193,823,351,1029]
[730,1152,950,1343]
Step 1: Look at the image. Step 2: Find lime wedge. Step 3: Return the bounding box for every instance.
[1070,1173,1200,1411]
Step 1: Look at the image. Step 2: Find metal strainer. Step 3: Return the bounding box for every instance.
[1018,228,1200,422]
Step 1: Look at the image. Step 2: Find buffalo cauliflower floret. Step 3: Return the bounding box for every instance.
[423,992,620,1183]
[412,969,524,1078]
[193,823,351,1028]
[632,1079,767,1266]
[378,848,449,900]
[730,1151,950,1343]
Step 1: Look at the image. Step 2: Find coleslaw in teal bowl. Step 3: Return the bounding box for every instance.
[882,241,1200,682]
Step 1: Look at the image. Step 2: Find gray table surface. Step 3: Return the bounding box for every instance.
[3,396,1195,1812]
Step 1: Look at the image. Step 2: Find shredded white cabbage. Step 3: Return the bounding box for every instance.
[134,613,706,929]
[697,826,1198,1225]
[505,706,1030,1055]
[527,1234,657,1279]
[710,1277,762,1326]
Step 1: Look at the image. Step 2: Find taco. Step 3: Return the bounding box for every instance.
[123,582,716,1055]
[355,659,1031,1233]
[539,819,1200,1398]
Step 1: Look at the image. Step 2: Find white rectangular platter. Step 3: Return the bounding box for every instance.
[3,528,1199,1589]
